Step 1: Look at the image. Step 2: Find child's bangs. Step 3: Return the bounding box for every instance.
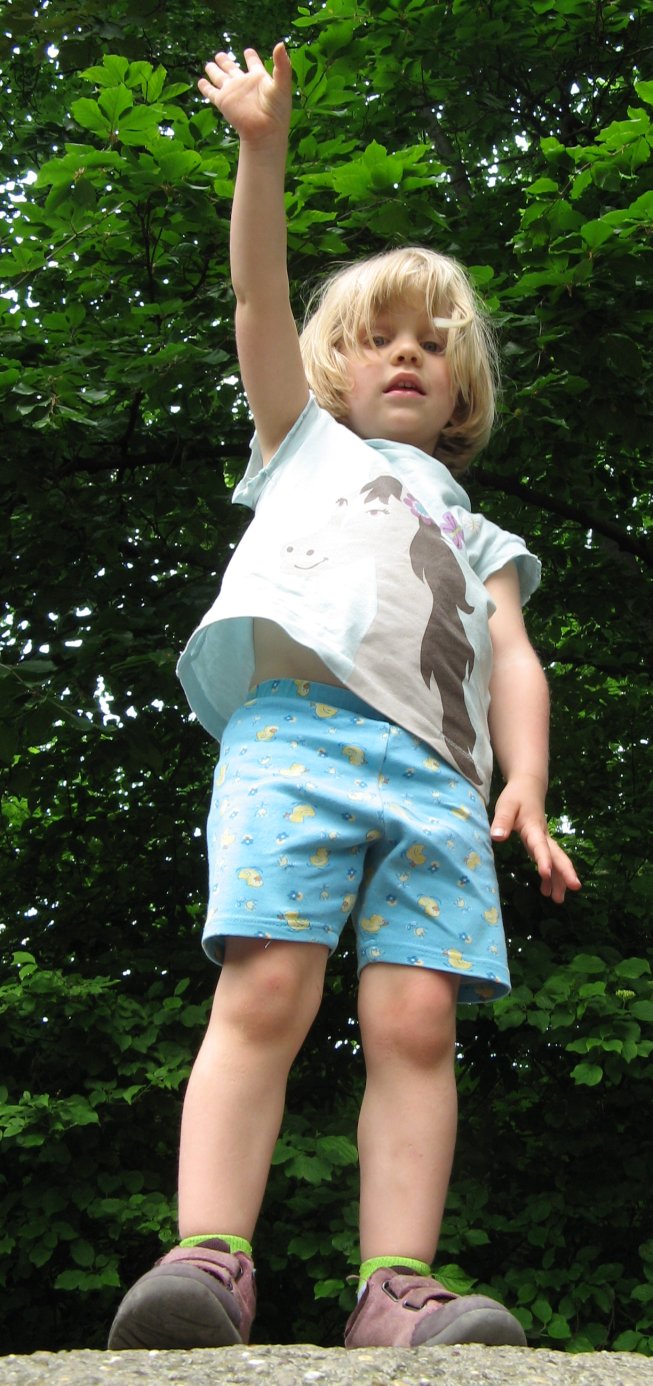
[339,251,475,352]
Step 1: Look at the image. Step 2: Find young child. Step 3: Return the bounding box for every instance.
[108,43,580,1352]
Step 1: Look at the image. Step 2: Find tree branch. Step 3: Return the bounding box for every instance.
[420,109,473,202]
[475,467,653,567]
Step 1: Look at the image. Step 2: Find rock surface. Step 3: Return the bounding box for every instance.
[1,1345,651,1386]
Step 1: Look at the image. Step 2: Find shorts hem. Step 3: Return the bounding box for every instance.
[202,922,338,965]
[357,946,510,1005]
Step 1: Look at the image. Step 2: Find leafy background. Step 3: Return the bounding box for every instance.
[1,0,652,1356]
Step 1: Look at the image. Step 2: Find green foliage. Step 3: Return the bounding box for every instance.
[1,0,651,1357]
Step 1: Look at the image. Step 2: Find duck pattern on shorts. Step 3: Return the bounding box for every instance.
[203,681,510,1004]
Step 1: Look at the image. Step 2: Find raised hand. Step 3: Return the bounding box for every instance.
[198,43,292,146]
[197,40,307,463]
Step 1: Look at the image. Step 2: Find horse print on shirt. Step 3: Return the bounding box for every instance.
[280,474,481,786]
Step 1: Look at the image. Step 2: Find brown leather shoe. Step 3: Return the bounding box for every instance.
[345,1266,527,1348]
[108,1239,256,1349]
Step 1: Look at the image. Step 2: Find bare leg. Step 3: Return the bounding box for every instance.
[357,965,459,1264]
[178,938,329,1240]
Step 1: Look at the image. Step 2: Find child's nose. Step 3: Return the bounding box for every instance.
[391,337,421,362]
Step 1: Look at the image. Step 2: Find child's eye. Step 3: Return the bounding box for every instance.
[423,339,445,354]
[371,334,387,347]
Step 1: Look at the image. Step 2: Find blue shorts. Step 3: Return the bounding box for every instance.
[203,680,510,1004]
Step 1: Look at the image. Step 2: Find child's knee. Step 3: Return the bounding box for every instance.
[359,965,458,1068]
[211,938,327,1048]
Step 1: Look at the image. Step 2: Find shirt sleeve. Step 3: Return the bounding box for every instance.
[231,395,320,511]
[459,508,542,605]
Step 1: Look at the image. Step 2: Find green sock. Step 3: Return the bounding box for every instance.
[358,1255,431,1297]
[180,1233,253,1257]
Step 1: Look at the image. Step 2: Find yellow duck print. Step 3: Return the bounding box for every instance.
[342,744,366,766]
[281,911,311,931]
[445,948,473,972]
[278,762,306,777]
[423,756,440,772]
[418,895,440,919]
[465,851,482,870]
[310,846,330,868]
[215,762,228,787]
[314,703,338,719]
[484,906,500,925]
[360,914,387,934]
[238,868,263,888]
[286,804,316,824]
[452,805,471,821]
[220,830,235,849]
[256,725,278,742]
[341,892,356,914]
[293,680,311,696]
[406,843,427,866]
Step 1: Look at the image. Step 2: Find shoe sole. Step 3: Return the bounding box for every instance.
[107,1272,243,1350]
[419,1305,527,1347]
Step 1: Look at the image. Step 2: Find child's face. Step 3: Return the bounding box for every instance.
[341,297,457,456]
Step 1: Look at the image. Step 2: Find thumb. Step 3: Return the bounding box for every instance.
[272,42,292,85]
[490,791,518,842]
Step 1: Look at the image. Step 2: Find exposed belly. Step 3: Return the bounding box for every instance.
[252,618,345,688]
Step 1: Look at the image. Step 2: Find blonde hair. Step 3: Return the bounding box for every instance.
[299,246,499,474]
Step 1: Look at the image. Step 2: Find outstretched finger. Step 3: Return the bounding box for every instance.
[208,52,241,77]
[548,840,582,902]
[527,832,581,903]
[200,55,233,96]
[529,833,554,896]
[242,47,265,72]
[512,816,558,889]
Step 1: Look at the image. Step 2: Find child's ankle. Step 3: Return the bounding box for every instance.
[358,1255,430,1297]
[179,1233,253,1258]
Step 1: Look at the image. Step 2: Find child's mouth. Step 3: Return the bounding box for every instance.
[384,376,424,396]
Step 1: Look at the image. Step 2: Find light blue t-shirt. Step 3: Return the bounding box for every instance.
[177,397,541,801]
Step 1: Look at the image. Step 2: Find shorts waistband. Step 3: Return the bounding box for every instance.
[247,679,388,722]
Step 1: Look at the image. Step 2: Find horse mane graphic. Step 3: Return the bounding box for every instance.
[360,477,480,785]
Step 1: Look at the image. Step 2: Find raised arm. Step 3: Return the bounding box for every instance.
[199,44,309,462]
[485,562,581,903]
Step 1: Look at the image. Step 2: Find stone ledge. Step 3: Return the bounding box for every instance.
[1,1344,651,1386]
